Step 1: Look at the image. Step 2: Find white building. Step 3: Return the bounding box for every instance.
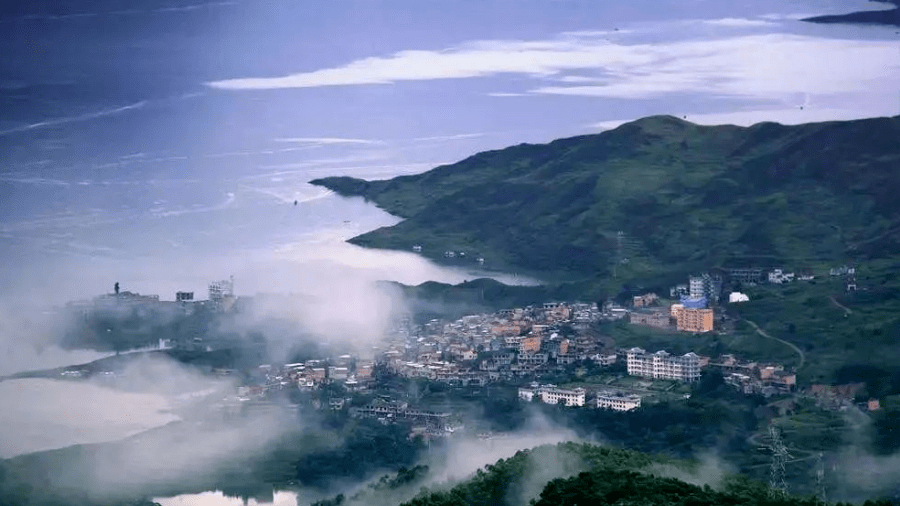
[590,354,617,366]
[518,383,586,406]
[768,269,795,284]
[626,348,701,382]
[593,391,642,411]
[729,292,750,303]
[689,276,706,299]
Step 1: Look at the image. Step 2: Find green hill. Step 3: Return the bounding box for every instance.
[391,442,886,506]
[312,115,900,289]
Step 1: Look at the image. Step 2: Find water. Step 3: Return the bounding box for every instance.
[155,490,299,506]
[0,378,178,458]
[1,0,897,305]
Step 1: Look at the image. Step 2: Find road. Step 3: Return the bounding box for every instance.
[744,319,805,370]
[828,296,853,315]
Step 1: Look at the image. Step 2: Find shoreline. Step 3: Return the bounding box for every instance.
[803,0,900,27]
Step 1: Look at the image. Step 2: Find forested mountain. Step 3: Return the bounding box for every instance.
[313,115,900,288]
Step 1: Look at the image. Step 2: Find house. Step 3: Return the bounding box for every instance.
[830,265,855,276]
[726,267,764,285]
[632,293,659,308]
[629,308,670,329]
[728,292,750,303]
[590,354,617,366]
[518,383,586,406]
[518,335,542,354]
[592,391,642,411]
[768,269,795,284]
[670,284,689,298]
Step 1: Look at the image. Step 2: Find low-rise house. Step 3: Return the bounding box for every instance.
[729,292,750,303]
[518,383,586,406]
[592,391,642,411]
[629,308,670,328]
[590,354,617,366]
[632,293,659,308]
[768,269,795,284]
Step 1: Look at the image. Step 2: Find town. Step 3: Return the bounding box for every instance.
[45,260,873,442]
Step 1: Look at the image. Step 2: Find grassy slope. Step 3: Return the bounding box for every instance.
[314,115,900,382]
[313,115,900,285]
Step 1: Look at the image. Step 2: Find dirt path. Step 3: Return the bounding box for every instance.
[744,319,806,370]
[829,296,853,315]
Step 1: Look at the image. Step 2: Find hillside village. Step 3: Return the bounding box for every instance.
[46,260,875,442]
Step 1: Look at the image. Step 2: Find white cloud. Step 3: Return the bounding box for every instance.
[487,92,528,97]
[530,34,900,100]
[205,31,900,119]
[206,34,654,90]
[554,75,601,83]
[410,133,484,142]
[273,137,383,145]
[0,101,147,136]
[700,17,774,27]
[759,12,814,21]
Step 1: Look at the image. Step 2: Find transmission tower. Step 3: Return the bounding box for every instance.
[613,231,624,278]
[815,452,827,505]
[767,423,792,497]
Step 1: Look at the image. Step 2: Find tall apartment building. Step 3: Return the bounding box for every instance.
[626,348,701,382]
[676,307,714,333]
[689,273,722,303]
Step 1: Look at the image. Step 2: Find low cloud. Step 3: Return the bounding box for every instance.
[205,31,899,112]
[0,101,147,136]
[273,137,384,146]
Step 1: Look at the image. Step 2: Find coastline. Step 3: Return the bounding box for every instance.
[803,0,900,27]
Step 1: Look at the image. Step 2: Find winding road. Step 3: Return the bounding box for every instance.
[828,296,853,315]
[744,319,806,370]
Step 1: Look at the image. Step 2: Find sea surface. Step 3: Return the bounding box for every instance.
[0,378,178,458]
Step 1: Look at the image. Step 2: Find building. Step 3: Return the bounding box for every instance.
[632,293,659,308]
[759,366,796,392]
[676,308,713,333]
[175,291,194,302]
[593,391,642,411]
[590,354,617,366]
[689,274,722,303]
[728,292,750,303]
[518,383,586,406]
[680,296,707,309]
[726,267,764,285]
[629,309,670,329]
[669,284,689,298]
[518,335,541,354]
[768,269,795,284]
[626,348,701,382]
[208,276,235,311]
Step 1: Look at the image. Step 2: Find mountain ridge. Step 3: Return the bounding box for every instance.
[311,114,900,292]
